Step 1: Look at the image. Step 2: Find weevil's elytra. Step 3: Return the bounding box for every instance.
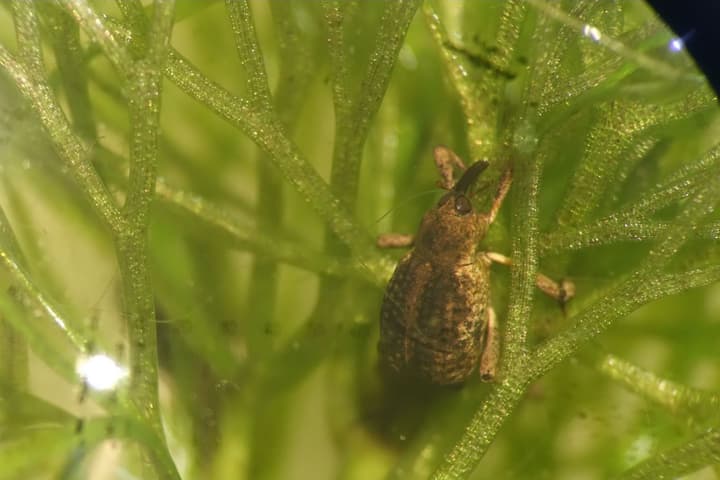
[377,146,572,386]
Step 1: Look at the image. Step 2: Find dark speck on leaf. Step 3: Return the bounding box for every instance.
[443,42,516,80]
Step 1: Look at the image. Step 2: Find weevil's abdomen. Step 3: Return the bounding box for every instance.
[378,253,490,385]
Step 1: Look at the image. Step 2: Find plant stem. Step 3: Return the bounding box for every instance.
[615,428,720,480]
[0,45,124,232]
[163,49,377,260]
[596,352,720,423]
[118,0,175,439]
[38,2,98,140]
[59,0,132,70]
[430,376,528,479]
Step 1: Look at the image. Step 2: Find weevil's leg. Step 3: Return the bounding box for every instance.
[479,306,500,382]
[487,168,512,224]
[484,252,576,304]
[536,274,576,307]
[377,233,414,248]
[484,251,513,267]
[433,145,467,190]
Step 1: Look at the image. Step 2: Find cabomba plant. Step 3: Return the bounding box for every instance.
[0,0,719,479]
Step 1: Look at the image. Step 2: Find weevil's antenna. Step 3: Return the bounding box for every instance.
[374,189,446,224]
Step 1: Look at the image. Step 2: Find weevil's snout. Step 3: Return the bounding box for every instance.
[435,159,491,222]
[431,159,490,218]
[452,161,489,194]
[415,160,493,257]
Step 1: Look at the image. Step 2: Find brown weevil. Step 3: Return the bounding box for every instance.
[377,146,574,385]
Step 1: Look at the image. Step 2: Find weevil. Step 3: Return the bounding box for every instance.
[377,146,574,385]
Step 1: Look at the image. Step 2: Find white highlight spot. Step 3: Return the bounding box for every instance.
[669,38,684,52]
[623,434,654,467]
[399,45,418,70]
[582,24,602,42]
[76,354,127,391]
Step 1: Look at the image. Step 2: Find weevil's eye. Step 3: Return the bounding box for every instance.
[454,195,472,215]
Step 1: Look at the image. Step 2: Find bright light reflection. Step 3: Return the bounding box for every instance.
[399,44,418,70]
[582,24,602,42]
[76,354,127,391]
[669,38,684,52]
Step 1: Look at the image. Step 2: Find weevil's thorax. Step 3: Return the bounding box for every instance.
[414,192,489,264]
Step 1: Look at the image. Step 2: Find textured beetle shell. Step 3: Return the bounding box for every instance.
[379,251,490,385]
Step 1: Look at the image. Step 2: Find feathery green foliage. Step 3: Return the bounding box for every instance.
[0,1,718,479]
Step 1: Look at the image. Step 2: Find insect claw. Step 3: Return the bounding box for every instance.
[557,279,575,316]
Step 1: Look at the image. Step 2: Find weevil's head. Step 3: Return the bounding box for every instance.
[415,161,491,260]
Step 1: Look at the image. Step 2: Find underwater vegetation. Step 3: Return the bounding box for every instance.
[0,1,719,479]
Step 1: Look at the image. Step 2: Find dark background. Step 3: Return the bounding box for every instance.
[646,0,720,97]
